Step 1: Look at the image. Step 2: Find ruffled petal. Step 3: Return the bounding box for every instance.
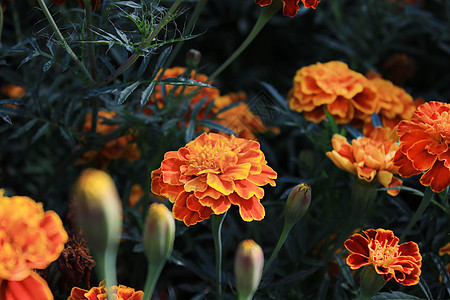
[420,160,450,193]
[3,272,53,300]
[228,194,265,221]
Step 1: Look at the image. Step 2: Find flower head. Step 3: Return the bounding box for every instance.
[212,92,267,140]
[79,111,140,168]
[326,127,402,196]
[255,0,321,17]
[2,83,25,99]
[288,61,378,125]
[394,101,450,193]
[0,190,68,299]
[345,229,422,286]
[68,281,144,300]
[151,132,277,226]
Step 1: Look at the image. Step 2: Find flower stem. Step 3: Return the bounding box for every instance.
[262,223,292,275]
[208,2,282,81]
[400,186,434,241]
[143,263,165,300]
[164,0,209,68]
[359,266,386,300]
[212,212,227,300]
[95,0,182,88]
[95,248,118,300]
[36,0,94,84]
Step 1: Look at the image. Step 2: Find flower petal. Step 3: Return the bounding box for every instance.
[228,194,265,221]
[3,272,53,300]
[420,160,450,193]
[346,254,370,269]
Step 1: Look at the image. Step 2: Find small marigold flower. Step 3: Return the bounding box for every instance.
[326,127,402,196]
[284,183,311,226]
[393,101,450,193]
[0,190,68,299]
[255,0,321,17]
[288,61,378,125]
[1,83,26,99]
[79,111,140,168]
[212,92,267,140]
[67,281,144,300]
[151,132,277,226]
[344,229,422,286]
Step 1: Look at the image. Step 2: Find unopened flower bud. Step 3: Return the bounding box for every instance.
[284,183,311,227]
[185,49,201,70]
[143,203,175,264]
[73,168,123,254]
[234,239,264,300]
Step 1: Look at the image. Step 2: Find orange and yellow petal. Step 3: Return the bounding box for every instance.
[229,194,265,222]
[2,272,53,300]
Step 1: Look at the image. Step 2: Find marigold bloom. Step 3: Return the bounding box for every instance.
[326,127,402,196]
[144,67,219,117]
[345,229,422,286]
[79,111,140,168]
[0,191,68,299]
[1,83,26,99]
[68,281,144,300]
[288,61,378,125]
[255,0,321,17]
[213,93,267,140]
[151,132,277,226]
[393,101,450,193]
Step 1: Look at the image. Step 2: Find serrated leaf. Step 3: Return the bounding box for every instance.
[87,83,128,97]
[0,112,12,125]
[10,119,38,139]
[19,53,38,67]
[150,46,173,80]
[140,81,157,107]
[157,77,212,88]
[118,82,140,105]
[113,26,129,44]
[112,1,142,8]
[58,127,74,146]
[137,54,152,79]
[31,122,50,144]
[185,120,195,143]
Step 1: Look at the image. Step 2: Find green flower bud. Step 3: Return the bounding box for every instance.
[234,239,264,300]
[143,203,175,264]
[284,183,311,227]
[73,168,123,254]
[185,49,201,70]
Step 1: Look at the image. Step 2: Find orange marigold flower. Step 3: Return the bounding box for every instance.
[345,229,422,286]
[288,61,378,125]
[151,132,277,226]
[393,101,450,193]
[1,83,26,99]
[68,281,144,300]
[0,190,68,299]
[255,0,321,17]
[213,92,267,140]
[144,67,219,117]
[326,127,402,196]
[363,77,416,135]
[79,111,140,168]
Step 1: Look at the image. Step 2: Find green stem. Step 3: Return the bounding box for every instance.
[164,0,208,68]
[400,186,434,241]
[208,2,281,81]
[0,7,3,46]
[95,0,182,87]
[143,263,165,300]
[212,212,227,300]
[262,223,292,275]
[95,248,118,300]
[36,0,94,83]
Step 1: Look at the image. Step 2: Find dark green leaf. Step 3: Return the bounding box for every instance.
[0,112,12,125]
[371,292,422,299]
[118,82,140,105]
[31,122,50,144]
[198,120,236,136]
[10,119,38,139]
[140,81,157,107]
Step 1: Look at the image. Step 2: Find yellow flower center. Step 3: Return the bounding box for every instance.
[370,240,398,268]
[187,140,236,175]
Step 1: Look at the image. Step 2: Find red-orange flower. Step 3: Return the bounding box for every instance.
[0,190,68,300]
[394,101,450,193]
[1,83,25,99]
[326,127,402,196]
[68,281,144,300]
[288,61,378,125]
[79,110,140,168]
[151,132,277,226]
[255,0,321,17]
[345,229,422,286]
